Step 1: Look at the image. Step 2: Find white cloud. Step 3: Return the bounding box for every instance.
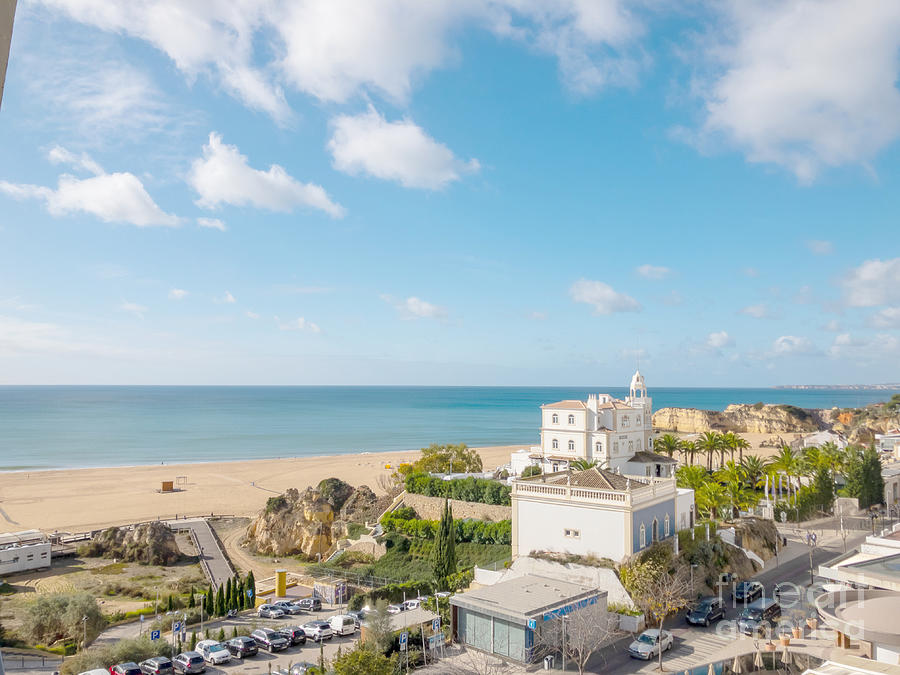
[328,106,479,190]
[221,291,236,304]
[635,264,671,280]
[772,335,814,355]
[0,146,178,227]
[381,294,447,320]
[40,0,645,116]
[706,331,734,349]
[197,217,226,232]
[842,258,900,307]
[188,133,344,218]
[739,303,772,319]
[245,311,260,319]
[275,316,321,333]
[35,0,290,122]
[528,311,547,321]
[120,301,147,319]
[686,2,900,183]
[569,279,641,315]
[168,288,188,300]
[0,314,132,357]
[871,307,900,328]
[662,290,684,306]
[805,239,833,255]
[828,332,900,361]
[823,319,842,332]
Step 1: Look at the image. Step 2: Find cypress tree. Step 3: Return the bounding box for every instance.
[861,447,885,509]
[190,632,197,650]
[205,585,215,617]
[187,586,195,608]
[225,578,232,609]
[431,499,456,589]
[237,577,245,610]
[167,594,175,612]
[245,571,256,606]
[215,584,225,616]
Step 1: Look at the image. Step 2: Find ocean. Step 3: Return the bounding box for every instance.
[0,386,897,471]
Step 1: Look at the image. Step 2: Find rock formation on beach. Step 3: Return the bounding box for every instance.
[653,398,899,443]
[79,521,181,565]
[244,479,383,558]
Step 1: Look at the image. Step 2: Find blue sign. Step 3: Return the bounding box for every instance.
[399,631,408,649]
[432,618,440,632]
[173,621,182,632]
[542,595,599,622]
[527,619,537,630]
[150,630,161,641]
[247,589,254,598]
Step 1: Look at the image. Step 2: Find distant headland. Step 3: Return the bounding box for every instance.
[773,384,900,390]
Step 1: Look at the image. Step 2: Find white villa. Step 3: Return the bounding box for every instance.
[510,370,677,478]
[0,530,51,575]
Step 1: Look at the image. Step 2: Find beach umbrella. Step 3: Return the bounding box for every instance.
[753,649,764,671]
[708,662,716,675]
[780,646,792,668]
[732,655,744,674]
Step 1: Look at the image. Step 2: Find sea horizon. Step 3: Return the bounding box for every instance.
[1,385,897,471]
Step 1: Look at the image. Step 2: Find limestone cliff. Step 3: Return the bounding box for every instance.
[652,403,821,434]
[79,522,181,565]
[245,486,338,557]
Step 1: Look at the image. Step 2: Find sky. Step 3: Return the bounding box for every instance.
[1,0,900,387]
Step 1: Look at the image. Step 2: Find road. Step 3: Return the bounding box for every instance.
[587,527,868,675]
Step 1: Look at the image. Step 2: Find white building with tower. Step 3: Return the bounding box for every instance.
[510,370,676,477]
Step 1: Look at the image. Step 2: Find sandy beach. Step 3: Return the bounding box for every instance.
[0,444,526,533]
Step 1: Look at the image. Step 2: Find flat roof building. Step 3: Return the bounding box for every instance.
[450,574,607,664]
[0,530,50,575]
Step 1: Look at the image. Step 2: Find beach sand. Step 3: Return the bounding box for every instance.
[0,444,528,533]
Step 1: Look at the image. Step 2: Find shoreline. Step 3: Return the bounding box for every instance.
[0,444,528,533]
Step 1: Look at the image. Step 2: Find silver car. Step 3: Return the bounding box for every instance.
[172,653,205,675]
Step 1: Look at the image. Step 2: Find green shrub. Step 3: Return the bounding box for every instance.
[521,465,542,477]
[404,473,511,505]
[265,495,288,513]
[346,522,368,540]
[379,513,511,545]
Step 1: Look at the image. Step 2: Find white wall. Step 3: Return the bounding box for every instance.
[0,541,51,574]
[514,498,627,561]
[676,489,695,531]
[873,643,900,665]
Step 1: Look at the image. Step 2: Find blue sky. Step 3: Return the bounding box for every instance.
[1,1,899,386]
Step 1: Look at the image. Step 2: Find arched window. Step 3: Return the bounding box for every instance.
[595,442,601,454]
[552,438,559,449]
[567,414,575,425]
[664,514,671,537]
[629,441,634,452]
[639,523,646,548]
[568,440,575,451]
[552,414,558,424]
[652,518,659,543]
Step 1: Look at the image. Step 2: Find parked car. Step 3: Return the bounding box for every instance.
[627,629,674,660]
[329,614,357,636]
[274,600,304,615]
[251,628,289,652]
[686,596,726,626]
[733,581,764,603]
[347,610,366,627]
[80,670,110,675]
[275,626,307,646]
[434,591,451,599]
[275,664,318,675]
[295,597,322,612]
[195,641,231,665]
[401,599,420,610]
[738,598,782,636]
[258,604,286,619]
[110,663,142,675]
[139,657,174,675]
[386,604,403,614]
[172,653,206,675]
[301,620,334,642]
[224,636,258,658]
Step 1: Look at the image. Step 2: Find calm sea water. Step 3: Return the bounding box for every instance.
[0,386,896,471]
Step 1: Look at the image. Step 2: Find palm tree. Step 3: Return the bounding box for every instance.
[571,458,598,472]
[769,445,802,502]
[679,439,697,466]
[716,460,751,519]
[729,433,750,464]
[656,434,680,459]
[676,464,709,491]
[740,455,768,490]
[697,431,721,472]
[696,482,729,521]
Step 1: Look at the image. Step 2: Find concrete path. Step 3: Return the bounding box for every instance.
[165,518,234,589]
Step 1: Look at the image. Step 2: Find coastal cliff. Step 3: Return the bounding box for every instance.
[652,403,821,434]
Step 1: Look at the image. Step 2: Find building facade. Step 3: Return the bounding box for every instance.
[510,467,684,562]
[0,530,51,575]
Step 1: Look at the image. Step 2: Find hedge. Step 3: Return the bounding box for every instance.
[404,473,511,506]
[379,514,511,545]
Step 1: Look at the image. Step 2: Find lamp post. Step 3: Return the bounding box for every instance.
[805,531,818,586]
[200,595,205,637]
[690,563,698,597]
[82,615,87,652]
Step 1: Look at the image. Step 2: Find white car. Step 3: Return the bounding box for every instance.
[627,629,673,660]
[196,641,231,666]
[329,614,357,636]
[386,604,402,614]
[258,604,285,619]
[402,599,420,610]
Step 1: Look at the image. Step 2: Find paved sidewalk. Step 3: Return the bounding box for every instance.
[164,518,234,588]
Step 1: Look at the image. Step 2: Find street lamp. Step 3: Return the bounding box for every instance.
[82,615,87,652]
[199,594,205,637]
[690,564,698,597]
[805,531,818,586]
